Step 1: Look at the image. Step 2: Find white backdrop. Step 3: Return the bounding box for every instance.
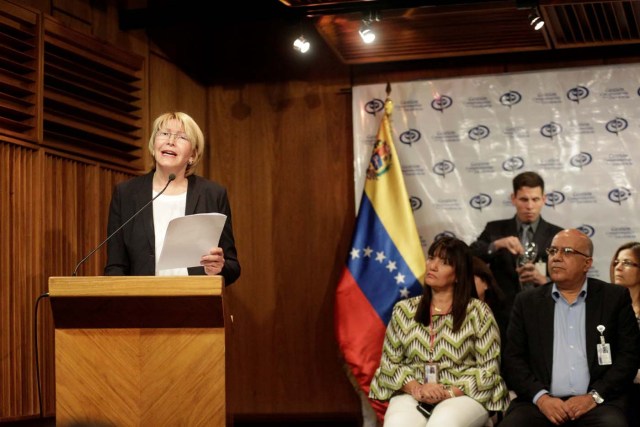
[352,64,640,280]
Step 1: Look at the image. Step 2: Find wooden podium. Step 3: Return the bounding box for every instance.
[48,276,226,426]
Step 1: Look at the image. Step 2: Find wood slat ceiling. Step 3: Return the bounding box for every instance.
[279,0,640,64]
[546,1,640,47]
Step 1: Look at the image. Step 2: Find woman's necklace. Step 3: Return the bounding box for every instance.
[431,301,451,314]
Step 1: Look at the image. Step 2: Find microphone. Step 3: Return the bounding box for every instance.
[72,173,176,276]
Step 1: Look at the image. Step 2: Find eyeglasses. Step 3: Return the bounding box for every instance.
[546,247,591,258]
[156,130,189,143]
[613,259,640,268]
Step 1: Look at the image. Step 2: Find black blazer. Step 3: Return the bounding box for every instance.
[104,171,240,285]
[504,278,640,407]
[470,216,563,311]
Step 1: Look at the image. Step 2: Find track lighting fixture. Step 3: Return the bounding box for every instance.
[293,35,310,53]
[359,20,375,44]
[359,11,379,44]
[529,9,544,30]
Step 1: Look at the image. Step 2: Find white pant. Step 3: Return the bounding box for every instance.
[384,393,489,427]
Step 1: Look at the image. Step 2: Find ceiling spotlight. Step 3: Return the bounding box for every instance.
[529,9,545,30]
[359,20,376,44]
[293,35,310,53]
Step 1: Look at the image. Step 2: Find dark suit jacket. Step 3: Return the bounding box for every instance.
[104,171,240,285]
[470,216,563,313]
[504,278,640,408]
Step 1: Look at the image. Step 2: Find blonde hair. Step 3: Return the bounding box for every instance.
[148,112,204,177]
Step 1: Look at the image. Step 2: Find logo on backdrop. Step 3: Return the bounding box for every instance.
[399,129,422,146]
[608,187,631,205]
[577,224,595,237]
[366,139,392,180]
[540,122,563,138]
[364,98,385,115]
[502,157,525,172]
[431,95,453,113]
[468,125,490,141]
[545,191,565,208]
[432,160,455,178]
[605,117,628,135]
[567,86,590,103]
[570,152,593,169]
[410,196,423,211]
[499,91,522,107]
[469,193,492,211]
[434,231,457,241]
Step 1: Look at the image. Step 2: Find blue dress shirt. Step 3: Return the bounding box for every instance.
[533,280,589,403]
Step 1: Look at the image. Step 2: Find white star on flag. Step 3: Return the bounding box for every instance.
[363,246,373,257]
[375,251,386,263]
[399,287,410,298]
[394,272,406,284]
[385,261,397,272]
[350,248,360,259]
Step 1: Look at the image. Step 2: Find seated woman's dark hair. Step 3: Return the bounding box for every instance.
[472,256,505,312]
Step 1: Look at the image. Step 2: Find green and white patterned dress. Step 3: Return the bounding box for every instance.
[369,296,510,412]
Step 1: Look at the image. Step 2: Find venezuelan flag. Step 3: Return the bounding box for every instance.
[335,95,425,419]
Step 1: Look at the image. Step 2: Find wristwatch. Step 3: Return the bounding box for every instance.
[589,390,604,405]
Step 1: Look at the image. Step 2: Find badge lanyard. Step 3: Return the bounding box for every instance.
[596,324,612,365]
[425,304,442,383]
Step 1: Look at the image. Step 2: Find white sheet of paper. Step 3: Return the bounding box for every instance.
[157,212,227,270]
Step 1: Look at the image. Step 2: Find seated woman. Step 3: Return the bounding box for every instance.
[472,256,508,346]
[610,241,640,426]
[369,236,510,427]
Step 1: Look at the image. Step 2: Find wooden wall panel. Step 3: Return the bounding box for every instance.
[0,139,43,419]
[207,78,361,417]
[43,17,146,171]
[0,1,40,143]
[39,155,134,417]
[0,141,134,421]
[148,51,207,175]
[42,156,116,277]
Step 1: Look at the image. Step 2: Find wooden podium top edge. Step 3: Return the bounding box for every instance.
[48,275,223,297]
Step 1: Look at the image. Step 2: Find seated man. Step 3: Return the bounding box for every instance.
[501,229,640,427]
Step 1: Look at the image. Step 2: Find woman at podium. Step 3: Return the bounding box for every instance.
[104,111,240,285]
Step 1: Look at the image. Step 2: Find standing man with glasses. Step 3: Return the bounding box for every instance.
[501,229,640,427]
[470,171,563,322]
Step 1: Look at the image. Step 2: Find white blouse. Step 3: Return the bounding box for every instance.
[153,191,188,276]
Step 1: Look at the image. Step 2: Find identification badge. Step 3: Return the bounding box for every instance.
[425,363,439,383]
[597,343,612,365]
[596,324,612,365]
